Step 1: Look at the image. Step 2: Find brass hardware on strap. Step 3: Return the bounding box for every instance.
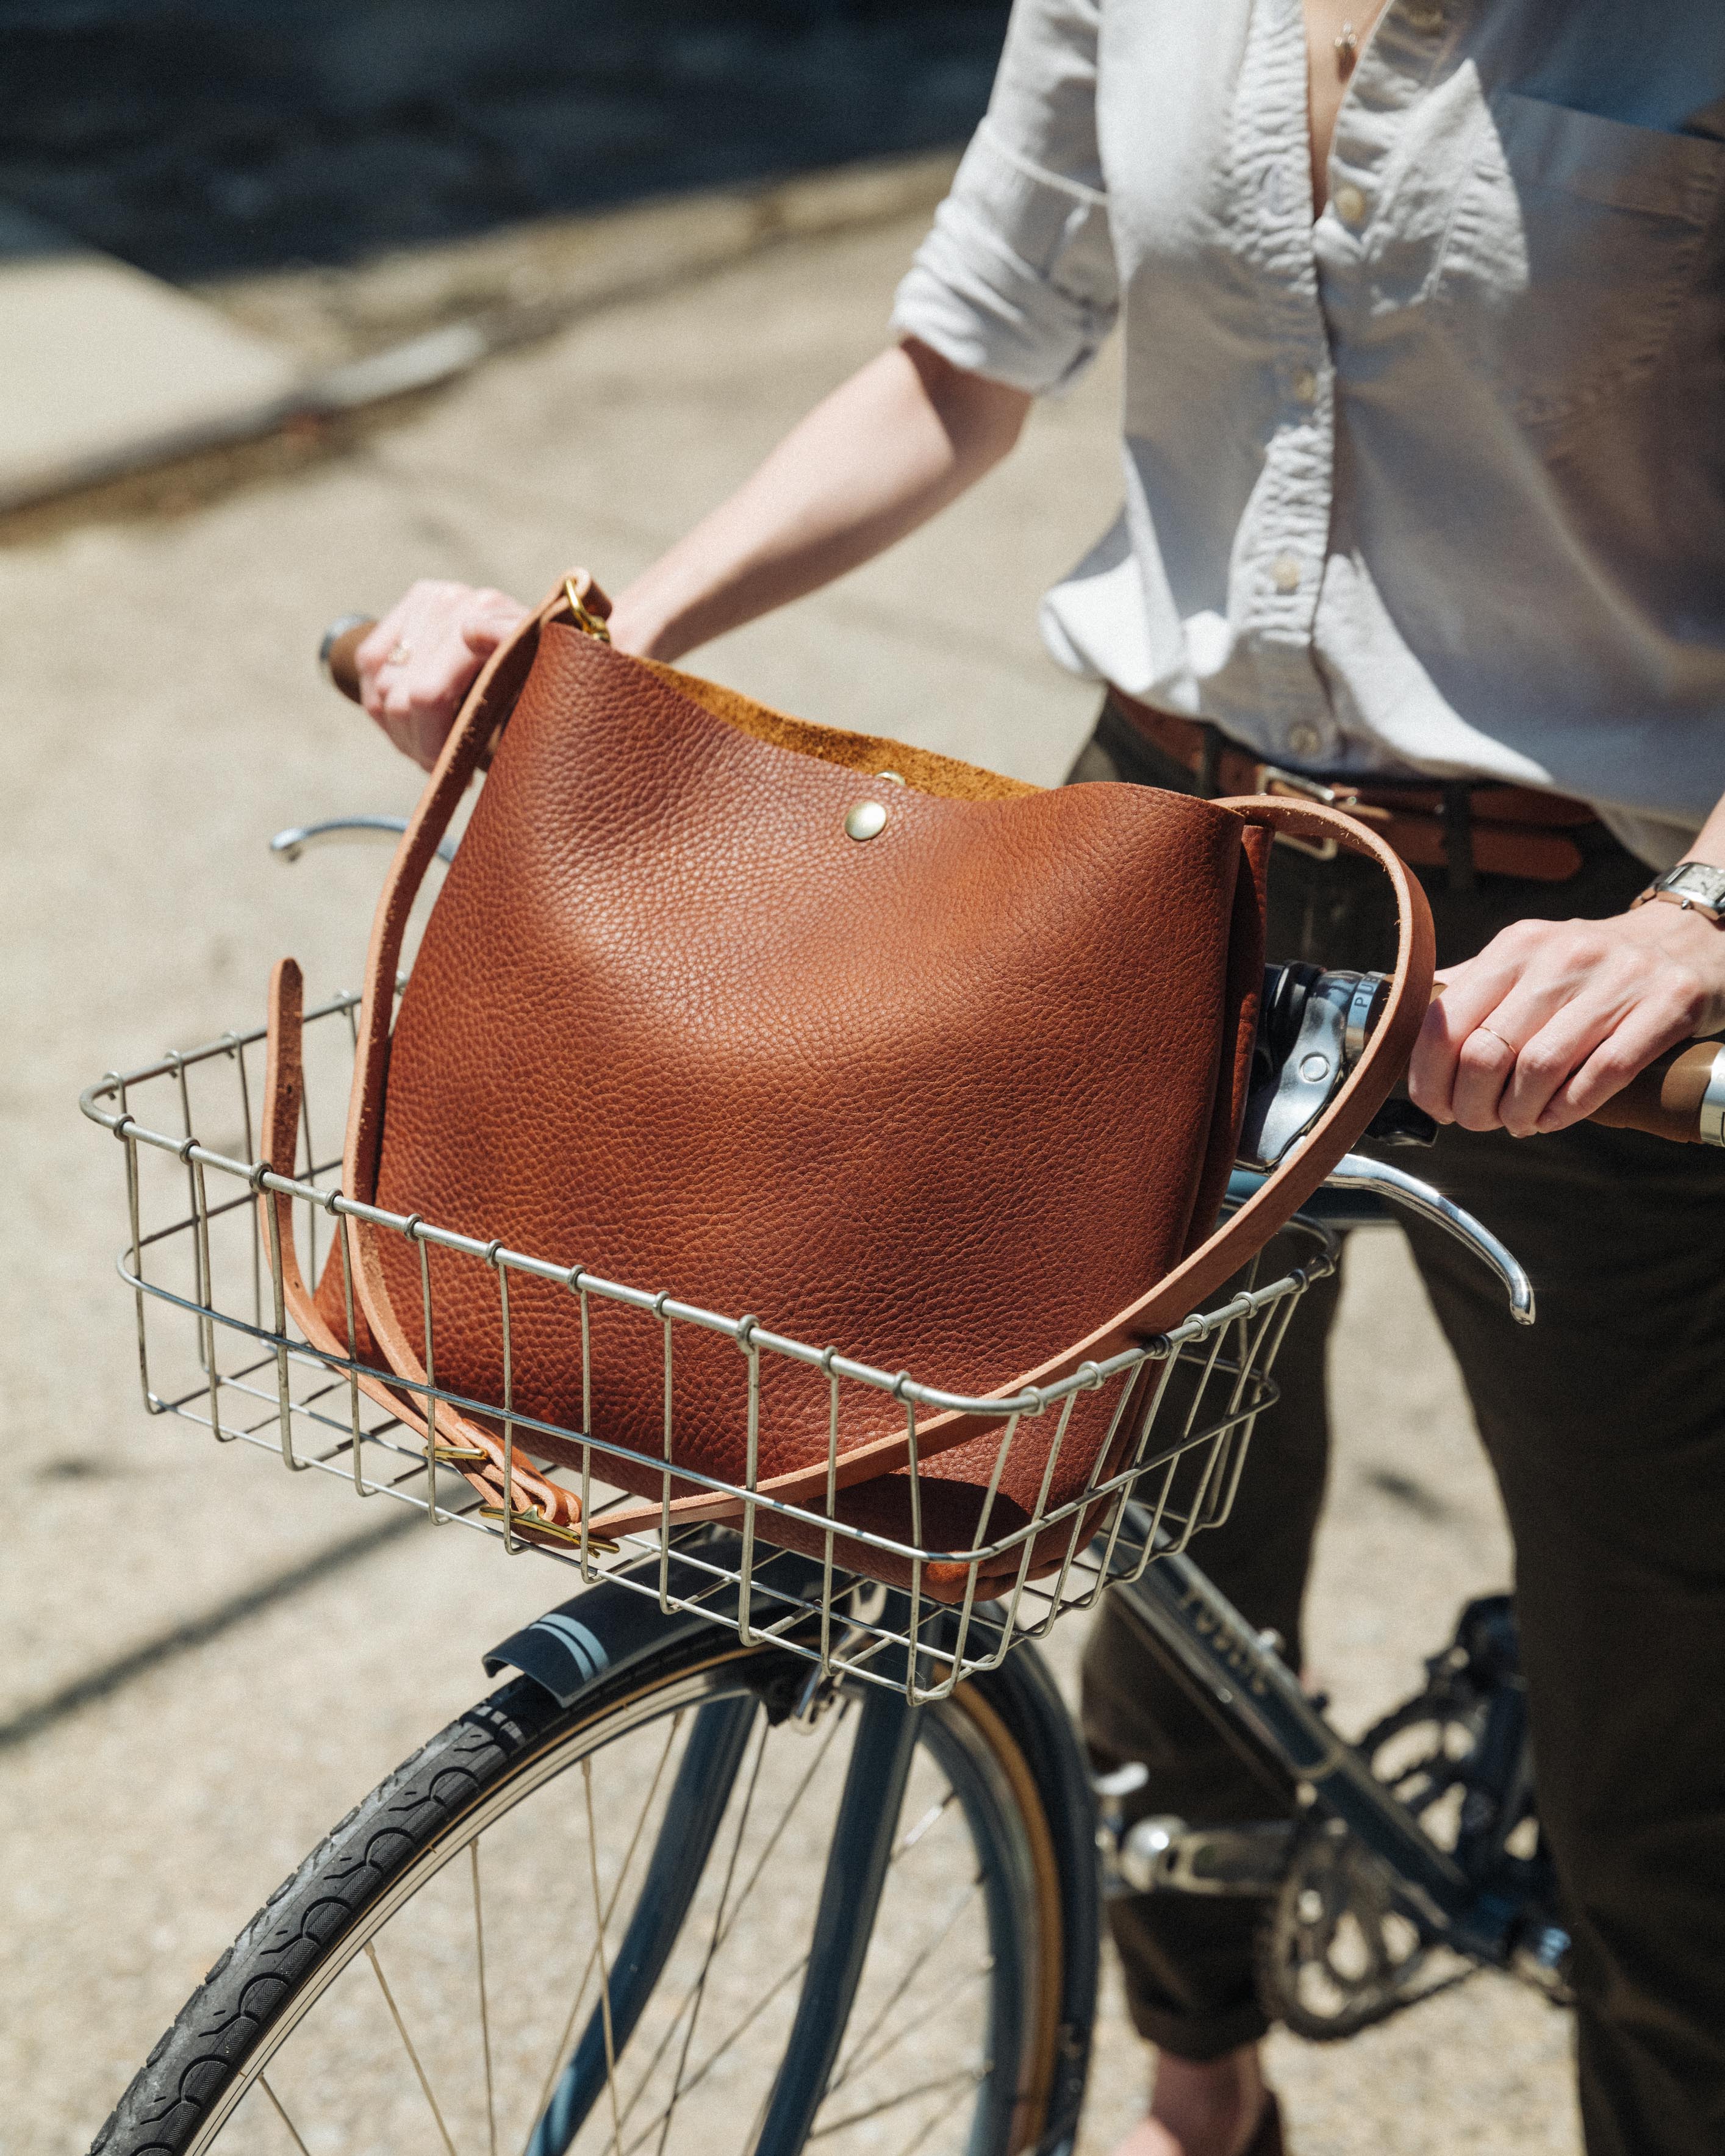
[478,1503,619,1553]
[563,576,612,643]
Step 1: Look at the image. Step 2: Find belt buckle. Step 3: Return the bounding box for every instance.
[1260,764,1340,861]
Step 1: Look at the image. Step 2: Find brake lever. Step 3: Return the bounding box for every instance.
[1324,1153,1535,1324]
[1225,1158,1533,1323]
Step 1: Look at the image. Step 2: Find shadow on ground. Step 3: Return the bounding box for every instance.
[1,0,1007,279]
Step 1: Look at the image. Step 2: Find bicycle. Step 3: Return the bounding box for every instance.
[79,631,1725,2156]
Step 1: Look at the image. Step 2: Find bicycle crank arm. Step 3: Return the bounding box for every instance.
[1098,1807,1294,1898]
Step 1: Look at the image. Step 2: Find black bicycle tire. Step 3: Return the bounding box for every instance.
[88,1633,1079,2156]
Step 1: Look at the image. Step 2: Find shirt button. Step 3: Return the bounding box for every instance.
[1291,365,1318,404]
[1404,0,1444,28]
[1333,182,1368,227]
[1271,553,1303,594]
[1287,721,1326,761]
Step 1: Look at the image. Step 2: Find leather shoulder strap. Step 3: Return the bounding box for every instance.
[1117,792,1433,1319]
[318,578,606,1539]
[343,576,601,1211]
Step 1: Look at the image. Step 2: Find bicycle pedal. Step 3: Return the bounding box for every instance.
[1109,1815,1292,1897]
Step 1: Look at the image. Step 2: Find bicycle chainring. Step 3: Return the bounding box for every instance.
[1255,1621,1518,2041]
[1255,1811,1472,2041]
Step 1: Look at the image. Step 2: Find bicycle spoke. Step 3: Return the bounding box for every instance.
[830,1882,982,2085]
[885,2071,981,2156]
[525,1712,684,2136]
[604,1705,852,2140]
[529,1697,768,2156]
[364,1941,461,2156]
[471,1841,498,2156]
[642,1721,772,2155]
[692,1700,854,1966]
[619,1951,814,2156]
[827,1878,988,2094]
[740,2079,776,2156]
[805,2066,986,2140]
[892,1789,959,1860]
[581,1755,626,2156]
[831,1958,992,2098]
[750,1689,924,2156]
[550,1689,944,2156]
[257,2074,312,2156]
[618,1702,925,2154]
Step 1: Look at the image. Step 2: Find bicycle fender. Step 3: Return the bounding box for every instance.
[482,1533,832,1706]
[482,1549,736,1707]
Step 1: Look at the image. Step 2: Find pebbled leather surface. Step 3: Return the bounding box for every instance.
[365,621,1258,1561]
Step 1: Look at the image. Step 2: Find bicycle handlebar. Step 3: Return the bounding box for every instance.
[314,613,1724,1148]
[320,613,371,703]
[1588,1037,1725,1145]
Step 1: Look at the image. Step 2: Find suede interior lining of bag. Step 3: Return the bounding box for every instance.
[642,659,1039,804]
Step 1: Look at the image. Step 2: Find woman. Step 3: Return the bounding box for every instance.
[355,5,1725,2151]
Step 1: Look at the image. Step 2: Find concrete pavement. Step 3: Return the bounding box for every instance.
[0,198,1577,2154]
[0,206,299,512]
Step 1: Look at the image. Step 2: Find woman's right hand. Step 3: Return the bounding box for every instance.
[356,580,529,770]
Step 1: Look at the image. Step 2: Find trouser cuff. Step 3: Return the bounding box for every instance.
[1124,1990,1273,2063]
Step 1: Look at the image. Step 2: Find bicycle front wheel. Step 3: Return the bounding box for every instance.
[91,1625,1088,2156]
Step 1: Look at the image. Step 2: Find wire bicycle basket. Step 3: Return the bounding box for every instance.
[81,983,1334,1705]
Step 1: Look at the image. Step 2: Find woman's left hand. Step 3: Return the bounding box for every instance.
[1408,900,1725,1135]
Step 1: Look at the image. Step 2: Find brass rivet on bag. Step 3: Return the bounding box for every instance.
[875,769,906,786]
[845,800,889,842]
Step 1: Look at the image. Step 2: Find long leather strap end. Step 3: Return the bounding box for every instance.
[264,957,306,1183]
[261,954,582,1531]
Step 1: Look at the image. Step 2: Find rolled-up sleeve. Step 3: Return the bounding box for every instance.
[892,0,1117,394]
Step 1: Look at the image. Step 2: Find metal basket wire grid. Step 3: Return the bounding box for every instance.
[80,984,1336,1705]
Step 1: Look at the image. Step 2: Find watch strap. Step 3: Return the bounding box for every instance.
[1633,860,1725,923]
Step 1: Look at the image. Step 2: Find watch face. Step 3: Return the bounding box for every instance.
[1667,862,1725,909]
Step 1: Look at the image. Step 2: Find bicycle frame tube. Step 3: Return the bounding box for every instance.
[1106,1507,1518,1952]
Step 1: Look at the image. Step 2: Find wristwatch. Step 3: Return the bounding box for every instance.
[1632,860,1725,923]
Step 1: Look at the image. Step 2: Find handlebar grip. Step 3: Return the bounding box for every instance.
[319,614,375,704]
[1588,1039,1725,1144]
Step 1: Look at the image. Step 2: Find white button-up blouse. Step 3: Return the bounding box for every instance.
[891,0,1725,864]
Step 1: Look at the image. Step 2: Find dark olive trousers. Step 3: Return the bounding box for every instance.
[1070,703,1725,2156]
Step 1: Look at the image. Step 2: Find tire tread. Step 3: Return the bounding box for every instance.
[90,1687,550,2154]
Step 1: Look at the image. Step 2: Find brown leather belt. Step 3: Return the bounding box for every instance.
[1110,690,1599,884]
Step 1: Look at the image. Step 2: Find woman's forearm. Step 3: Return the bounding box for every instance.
[606,338,1031,664]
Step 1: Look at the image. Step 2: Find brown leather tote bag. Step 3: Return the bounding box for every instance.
[262,574,1432,1592]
